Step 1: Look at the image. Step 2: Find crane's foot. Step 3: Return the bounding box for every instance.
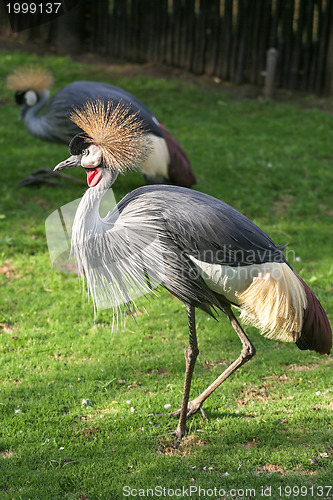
[171,424,187,448]
[173,434,183,448]
[156,428,187,449]
[171,399,207,420]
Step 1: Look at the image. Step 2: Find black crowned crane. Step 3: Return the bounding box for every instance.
[53,100,331,444]
[6,66,196,187]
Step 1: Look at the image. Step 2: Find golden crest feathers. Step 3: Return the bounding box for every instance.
[70,99,150,172]
[6,65,54,93]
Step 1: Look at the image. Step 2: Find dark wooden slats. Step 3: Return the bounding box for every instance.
[1,0,332,95]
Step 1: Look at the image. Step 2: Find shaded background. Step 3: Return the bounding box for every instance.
[1,0,333,95]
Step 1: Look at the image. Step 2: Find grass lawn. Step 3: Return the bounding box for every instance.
[0,49,332,499]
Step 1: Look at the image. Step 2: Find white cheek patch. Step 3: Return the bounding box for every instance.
[25,90,38,107]
[81,144,102,168]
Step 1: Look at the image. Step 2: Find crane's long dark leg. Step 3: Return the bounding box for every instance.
[173,304,199,444]
[173,305,256,419]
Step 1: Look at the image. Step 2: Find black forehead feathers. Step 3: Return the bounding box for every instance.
[69,133,91,155]
[15,91,25,105]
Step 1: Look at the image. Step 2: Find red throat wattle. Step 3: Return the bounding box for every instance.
[87,169,102,187]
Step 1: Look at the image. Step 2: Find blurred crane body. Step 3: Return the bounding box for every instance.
[7,66,196,187]
[53,100,332,443]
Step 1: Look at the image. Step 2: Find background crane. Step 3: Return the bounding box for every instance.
[6,66,196,187]
[52,100,332,444]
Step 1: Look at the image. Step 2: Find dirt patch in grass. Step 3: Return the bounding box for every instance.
[0,261,14,279]
[157,434,208,456]
[0,322,15,334]
[1,449,15,459]
[264,374,288,383]
[297,470,319,477]
[80,426,102,440]
[257,463,285,475]
[243,437,260,449]
[144,368,170,376]
[322,401,333,410]
[237,385,270,406]
[202,359,229,371]
[273,195,295,216]
[259,463,323,477]
[286,363,319,371]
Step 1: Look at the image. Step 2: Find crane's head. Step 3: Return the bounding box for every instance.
[53,100,150,188]
[6,66,53,118]
[54,132,104,187]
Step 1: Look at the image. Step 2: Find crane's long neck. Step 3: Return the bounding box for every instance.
[22,89,51,141]
[72,169,119,243]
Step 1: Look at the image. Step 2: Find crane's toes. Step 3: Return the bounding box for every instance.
[170,405,181,417]
[157,429,186,448]
[171,426,187,448]
[173,435,183,449]
[171,400,206,419]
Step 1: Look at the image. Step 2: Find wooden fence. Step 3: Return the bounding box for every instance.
[1,0,333,95]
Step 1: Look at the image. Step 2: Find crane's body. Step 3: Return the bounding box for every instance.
[7,68,196,186]
[19,82,162,144]
[71,181,329,351]
[53,100,332,443]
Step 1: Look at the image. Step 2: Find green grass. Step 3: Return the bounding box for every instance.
[0,50,333,499]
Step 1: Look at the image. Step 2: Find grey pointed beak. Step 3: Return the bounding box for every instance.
[54,155,82,172]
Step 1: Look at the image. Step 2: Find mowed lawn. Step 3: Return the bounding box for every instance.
[0,50,332,499]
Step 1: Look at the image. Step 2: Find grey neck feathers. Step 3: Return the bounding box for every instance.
[72,169,119,240]
[23,89,51,140]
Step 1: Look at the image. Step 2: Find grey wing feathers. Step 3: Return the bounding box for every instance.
[76,185,287,322]
[118,185,286,267]
[47,81,163,141]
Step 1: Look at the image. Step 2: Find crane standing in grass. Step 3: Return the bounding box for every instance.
[53,100,331,444]
[6,66,196,187]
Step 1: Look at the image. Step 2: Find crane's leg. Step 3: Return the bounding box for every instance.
[173,304,199,444]
[173,305,256,419]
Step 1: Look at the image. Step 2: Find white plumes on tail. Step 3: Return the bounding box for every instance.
[70,99,150,172]
[6,65,54,92]
[238,262,307,341]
